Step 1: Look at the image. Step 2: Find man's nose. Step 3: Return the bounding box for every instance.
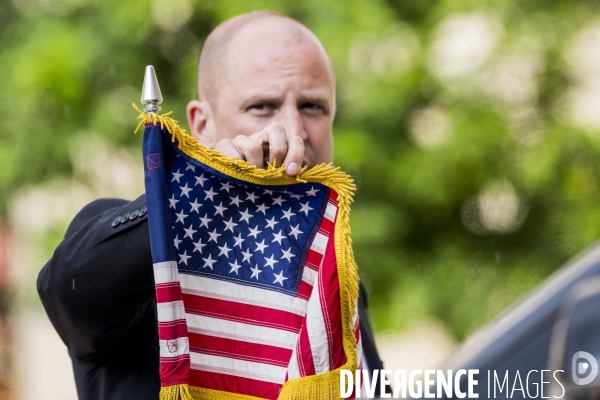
[278,106,307,140]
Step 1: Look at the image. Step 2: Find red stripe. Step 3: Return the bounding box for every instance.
[305,251,323,270]
[182,294,304,332]
[320,214,346,370]
[189,369,281,400]
[156,283,183,303]
[297,280,313,299]
[329,189,339,202]
[297,322,315,377]
[188,333,293,367]
[160,355,190,386]
[320,216,335,232]
[158,320,188,340]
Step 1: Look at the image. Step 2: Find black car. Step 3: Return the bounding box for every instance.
[434,240,600,399]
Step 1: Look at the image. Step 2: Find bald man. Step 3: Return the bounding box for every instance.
[37,11,385,400]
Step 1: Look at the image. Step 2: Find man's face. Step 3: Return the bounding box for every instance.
[189,23,336,166]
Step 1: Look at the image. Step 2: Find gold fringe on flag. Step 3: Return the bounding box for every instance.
[160,384,193,400]
[135,106,360,400]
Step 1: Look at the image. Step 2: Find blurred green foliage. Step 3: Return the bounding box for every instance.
[3,0,600,341]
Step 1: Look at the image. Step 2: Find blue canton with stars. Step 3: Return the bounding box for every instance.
[168,151,328,295]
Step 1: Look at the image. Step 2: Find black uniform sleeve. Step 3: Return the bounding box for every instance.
[358,282,392,395]
[37,194,155,361]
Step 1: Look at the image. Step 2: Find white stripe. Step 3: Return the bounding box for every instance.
[153,261,179,284]
[157,300,186,322]
[302,266,318,286]
[305,274,330,374]
[324,202,338,222]
[310,232,328,255]
[191,352,287,384]
[186,314,298,350]
[286,343,301,380]
[179,274,308,316]
[159,337,189,358]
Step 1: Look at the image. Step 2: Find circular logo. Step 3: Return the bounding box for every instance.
[572,351,599,385]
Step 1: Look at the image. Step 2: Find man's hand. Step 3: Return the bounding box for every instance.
[214,123,304,177]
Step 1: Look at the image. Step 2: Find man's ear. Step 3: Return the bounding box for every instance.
[186,99,217,148]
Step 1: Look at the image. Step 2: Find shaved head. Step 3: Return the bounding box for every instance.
[197,11,333,107]
[187,11,336,167]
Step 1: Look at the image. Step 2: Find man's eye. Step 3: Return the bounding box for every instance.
[301,103,326,115]
[247,104,274,115]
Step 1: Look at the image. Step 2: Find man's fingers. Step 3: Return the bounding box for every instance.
[284,136,304,176]
[231,135,264,168]
[216,124,304,175]
[264,123,287,167]
[214,139,243,160]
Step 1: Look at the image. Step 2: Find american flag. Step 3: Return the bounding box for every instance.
[143,123,362,399]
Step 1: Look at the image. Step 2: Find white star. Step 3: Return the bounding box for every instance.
[178,251,191,265]
[281,248,295,262]
[223,218,238,233]
[230,196,243,207]
[207,228,221,243]
[189,198,201,213]
[250,265,262,280]
[306,186,319,196]
[265,216,278,229]
[289,224,302,239]
[195,173,208,187]
[255,239,268,254]
[183,224,197,240]
[202,254,217,269]
[180,183,192,198]
[290,193,302,200]
[256,203,270,215]
[193,238,206,254]
[174,235,182,250]
[175,209,188,224]
[228,260,242,275]
[220,181,234,193]
[204,188,217,202]
[272,196,285,206]
[273,270,288,286]
[169,194,179,209]
[232,233,244,248]
[281,208,294,221]
[264,189,275,196]
[299,201,314,216]
[199,214,212,228]
[248,226,262,239]
[185,162,196,172]
[272,230,286,245]
[218,243,232,258]
[246,191,258,203]
[241,248,252,263]
[214,202,227,217]
[264,254,278,269]
[239,209,253,224]
[171,169,184,183]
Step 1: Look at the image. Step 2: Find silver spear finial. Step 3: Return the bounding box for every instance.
[141,65,163,116]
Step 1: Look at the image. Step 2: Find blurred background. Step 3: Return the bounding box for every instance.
[2,0,600,398]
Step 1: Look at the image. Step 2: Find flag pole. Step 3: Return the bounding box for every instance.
[141,65,163,116]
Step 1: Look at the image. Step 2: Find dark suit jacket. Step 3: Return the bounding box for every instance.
[37,195,385,399]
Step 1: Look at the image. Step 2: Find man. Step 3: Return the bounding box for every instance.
[38,11,385,399]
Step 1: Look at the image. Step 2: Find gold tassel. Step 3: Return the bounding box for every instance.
[136,106,360,400]
[189,387,264,400]
[160,384,193,400]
